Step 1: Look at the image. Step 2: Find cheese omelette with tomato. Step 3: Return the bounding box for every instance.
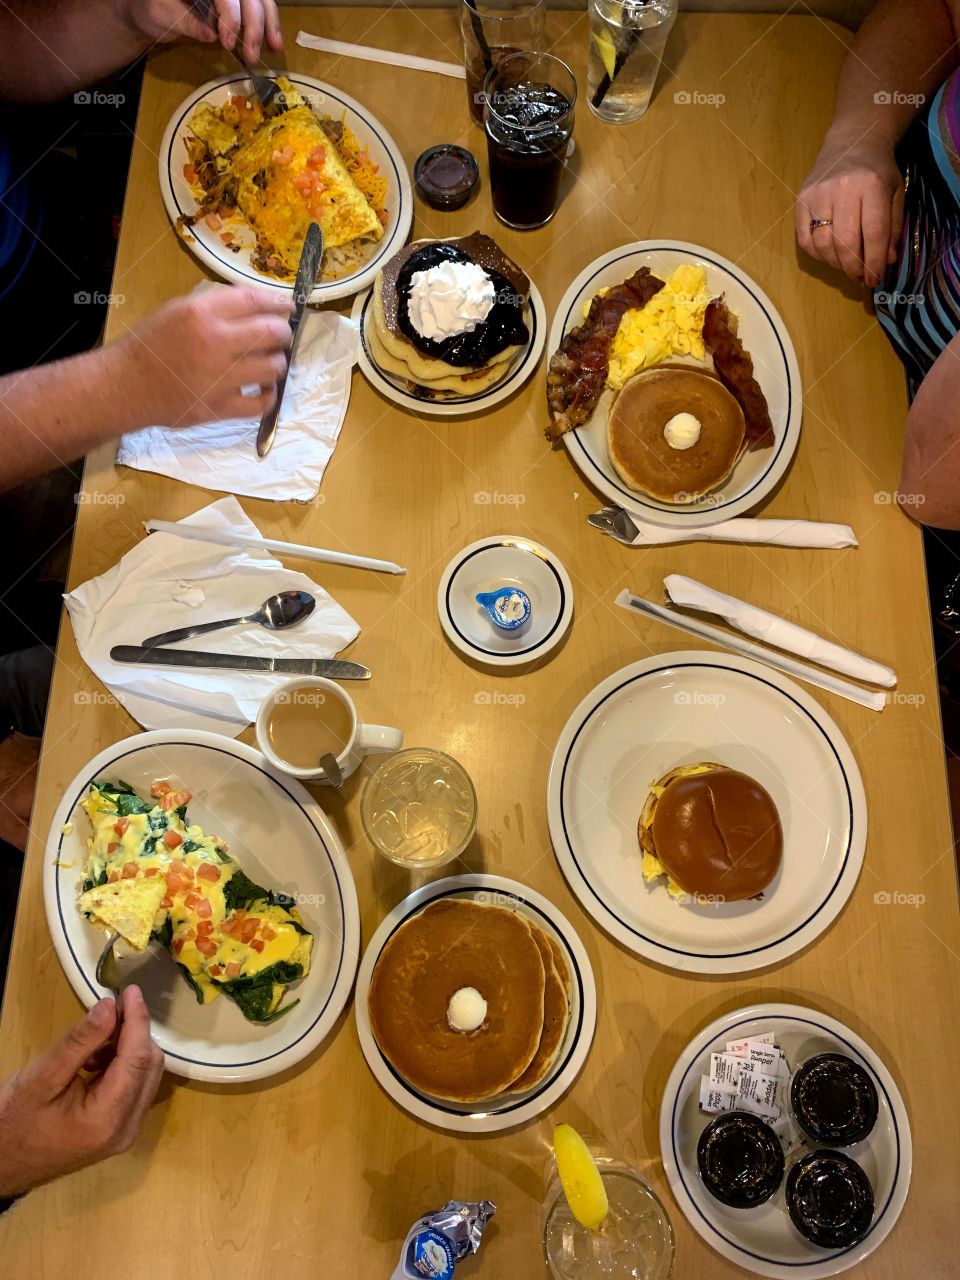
[78,779,312,1024]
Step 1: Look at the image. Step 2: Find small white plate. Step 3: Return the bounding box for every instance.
[547,651,865,973]
[660,1004,912,1278]
[549,240,802,527]
[354,874,597,1133]
[43,730,360,1083]
[351,278,546,417]
[437,536,574,666]
[159,74,413,303]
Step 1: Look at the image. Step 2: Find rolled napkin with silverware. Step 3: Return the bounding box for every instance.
[589,505,858,549]
[664,574,896,687]
[64,496,362,736]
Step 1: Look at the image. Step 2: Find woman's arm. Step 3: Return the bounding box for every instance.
[796,0,960,285]
[900,335,960,529]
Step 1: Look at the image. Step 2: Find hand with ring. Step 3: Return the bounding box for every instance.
[796,136,905,286]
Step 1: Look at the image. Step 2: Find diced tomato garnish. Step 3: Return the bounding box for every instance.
[293,172,312,191]
[108,871,119,884]
[171,789,191,807]
[220,232,235,246]
[203,211,223,230]
[181,865,194,880]
[184,892,200,911]
[107,841,119,854]
[250,938,265,953]
[145,866,159,877]
[230,94,247,110]
[240,919,259,944]
[376,208,389,227]
[163,830,183,850]
[173,938,184,955]
[308,145,325,167]
[209,964,222,977]
[170,859,184,872]
[196,898,213,920]
[114,818,130,836]
[160,895,173,909]
[197,920,213,937]
[226,962,242,978]
[165,872,185,895]
[265,255,279,269]
[150,780,172,798]
[261,925,277,941]
[197,937,217,957]
[197,863,220,884]
[121,862,138,879]
[182,163,197,183]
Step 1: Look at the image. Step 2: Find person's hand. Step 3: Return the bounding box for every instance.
[111,284,295,429]
[796,137,905,287]
[0,987,164,1198]
[124,0,283,64]
[0,732,40,853]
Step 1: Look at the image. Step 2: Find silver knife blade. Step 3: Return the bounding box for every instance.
[110,646,370,680]
[257,221,324,459]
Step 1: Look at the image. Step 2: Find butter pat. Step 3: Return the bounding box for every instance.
[447,986,487,1033]
[663,412,702,451]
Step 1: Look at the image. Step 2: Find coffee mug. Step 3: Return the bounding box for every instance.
[255,677,403,783]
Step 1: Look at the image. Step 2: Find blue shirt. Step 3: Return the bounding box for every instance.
[0,131,37,303]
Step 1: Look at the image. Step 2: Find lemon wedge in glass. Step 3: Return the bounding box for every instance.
[592,29,618,80]
[554,1123,609,1231]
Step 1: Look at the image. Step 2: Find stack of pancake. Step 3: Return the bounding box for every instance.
[368,898,571,1103]
[367,233,531,399]
[607,364,747,503]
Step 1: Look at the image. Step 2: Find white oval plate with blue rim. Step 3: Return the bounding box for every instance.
[549,240,802,527]
[159,74,413,303]
[547,650,866,974]
[352,276,547,417]
[354,874,597,1133]
[43,730,360,1083]
[660,1004,912,1278]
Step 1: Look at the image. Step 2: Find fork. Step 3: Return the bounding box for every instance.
[587,505,640,545]
[190,0,280,107]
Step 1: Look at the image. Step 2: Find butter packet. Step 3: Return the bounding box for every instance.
[391,1201,496,1279]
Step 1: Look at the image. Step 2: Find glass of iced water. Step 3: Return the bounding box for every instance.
[587,0,677,124]
[361,748,478,869]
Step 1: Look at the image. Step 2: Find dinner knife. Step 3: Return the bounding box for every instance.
[110,646,370,680]
[257,221,324,459]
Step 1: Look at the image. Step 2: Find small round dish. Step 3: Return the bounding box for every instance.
[414,144,480,210]
[697,1112,785,1209]
[785,1151,875,1249]
[354,874,597,1134]
[437,536,574,667]
[351,278,546,418]
[791,1054,879,1147]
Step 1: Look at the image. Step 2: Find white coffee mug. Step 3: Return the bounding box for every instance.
[255,677,403,783]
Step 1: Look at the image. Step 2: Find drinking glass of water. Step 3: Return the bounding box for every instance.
[587,0,678,124]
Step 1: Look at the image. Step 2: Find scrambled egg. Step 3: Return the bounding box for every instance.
[588,265,710,391]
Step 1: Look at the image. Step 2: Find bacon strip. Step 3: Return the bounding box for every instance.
[702,298,774,448]
[545,267,666,443]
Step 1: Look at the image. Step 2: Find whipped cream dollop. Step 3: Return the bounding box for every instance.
[663,412,702,450]
[407,260,496,342]
[447,986,487,1033]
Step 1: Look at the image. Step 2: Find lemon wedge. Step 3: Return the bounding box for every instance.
[592,29,618,80]
[554,1124,609,1231]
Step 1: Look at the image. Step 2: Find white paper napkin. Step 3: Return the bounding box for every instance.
[117,305,359,502]
[664,574,896,687]
[619,515,858,548]
[64,497,361,735]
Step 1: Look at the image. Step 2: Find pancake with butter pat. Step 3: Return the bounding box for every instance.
[367,898,546,1102]
[509,924,570,1092]
[608,365,746,503]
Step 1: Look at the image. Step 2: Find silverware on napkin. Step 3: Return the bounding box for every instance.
[110,646,370,680]
[257,221,324,459]
[588,505,640,544]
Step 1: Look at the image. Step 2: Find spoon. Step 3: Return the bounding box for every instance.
[319,752,343,787]
[95,930,125,1030]
[140,590,316,649]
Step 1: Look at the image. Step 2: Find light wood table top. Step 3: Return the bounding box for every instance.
[1,9,956,1277]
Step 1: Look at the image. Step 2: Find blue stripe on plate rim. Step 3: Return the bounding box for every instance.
[562,246,792,515]
[444,543,564,658]
[369,885,585,1117]
[558,662,854,959]
[670,1013,901,1266]
[55,741,347,1069]
[165,74,406,291]
[357,286,540,407]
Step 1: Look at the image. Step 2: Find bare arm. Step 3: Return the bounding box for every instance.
[0,0,282,103]
[797,0,960,285]
[899,337,960,528]
[0,286,294,493]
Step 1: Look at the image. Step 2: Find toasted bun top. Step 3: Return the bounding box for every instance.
[650,765,783,900]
